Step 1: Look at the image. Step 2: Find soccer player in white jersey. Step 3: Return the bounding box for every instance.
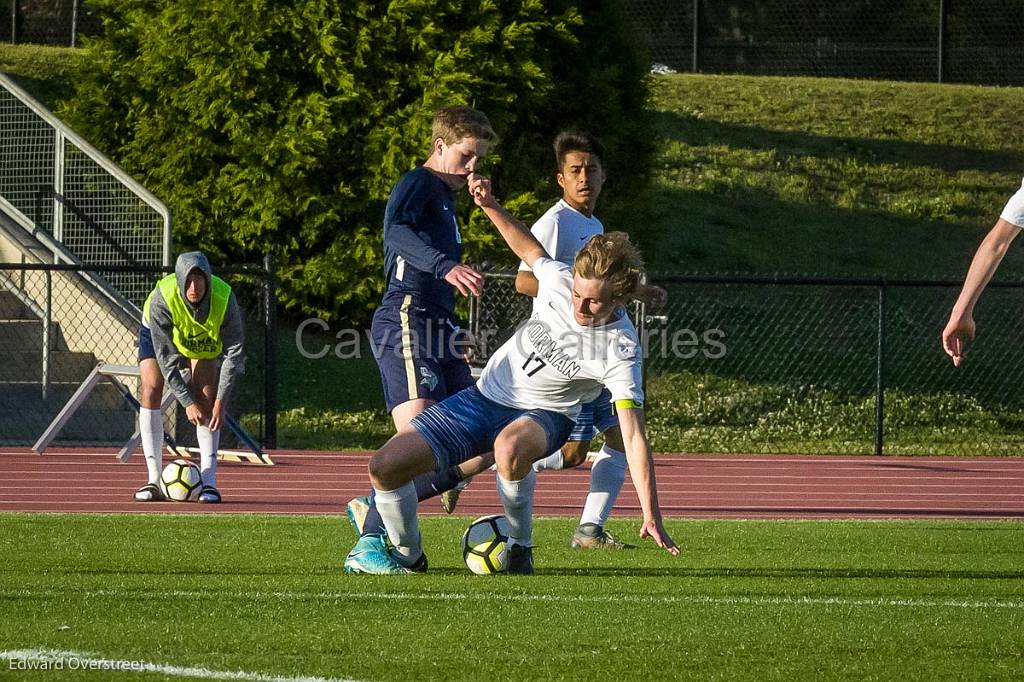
[343,172,679,575]
[442,131,667,549]
[943,176,1024,364]
[521,131,667,548]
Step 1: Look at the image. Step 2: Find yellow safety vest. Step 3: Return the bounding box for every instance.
[143,274,231,359]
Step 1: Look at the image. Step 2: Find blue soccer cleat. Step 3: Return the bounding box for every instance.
[345,495,371,534]
[343,534,412,575]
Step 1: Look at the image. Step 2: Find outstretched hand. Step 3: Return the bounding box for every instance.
[640,517,680,556]
[941,312,975,367]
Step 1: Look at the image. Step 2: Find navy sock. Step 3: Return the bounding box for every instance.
[360,467,463,537]
[414,466,463,499]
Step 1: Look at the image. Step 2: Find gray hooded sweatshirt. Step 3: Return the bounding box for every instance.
[143,251,245,409]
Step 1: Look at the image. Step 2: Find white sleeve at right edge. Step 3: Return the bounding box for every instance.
[518,213,559,271]
[999,177,1024,228]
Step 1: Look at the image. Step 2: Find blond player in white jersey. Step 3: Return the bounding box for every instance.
[513,131,666,549]
[943,177,1024,364]
[343,170,678,575]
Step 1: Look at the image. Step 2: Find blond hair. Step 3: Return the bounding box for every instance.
[573,232,644,301]
[431,105,497,145]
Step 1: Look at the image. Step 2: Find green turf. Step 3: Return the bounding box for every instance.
[1,513,1022,681]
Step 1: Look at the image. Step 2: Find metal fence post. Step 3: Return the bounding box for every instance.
[937,0,948,83]
[691,0,701,73]
[42,270,51,401]
[10,0,17,45]
[875,285,887,455]
[70,0,79,48]
[263,253,278,449]
[53,130,64,243]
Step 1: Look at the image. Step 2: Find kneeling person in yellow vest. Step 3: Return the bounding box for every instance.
[133,251,245,503]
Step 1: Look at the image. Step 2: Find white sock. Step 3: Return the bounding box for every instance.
[532,448,565,473]
[196,425,220,488]
[579,445,627,527]
[140,407,163,484]
[373,482,422,565]
[496,469,536,547]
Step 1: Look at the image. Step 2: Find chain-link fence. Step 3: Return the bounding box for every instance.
[0,0,99,47]
[627,0,1024,86]
[0,261,277,448]
[470,270,1024,456]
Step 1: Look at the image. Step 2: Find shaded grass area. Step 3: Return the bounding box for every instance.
[0,513,1022,681]
[646,372,1024,456]
[0,44,81,107]
[628,74,1024,278]
[264,326,393,449]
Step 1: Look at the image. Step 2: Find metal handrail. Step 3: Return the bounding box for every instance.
[0,73,173,266]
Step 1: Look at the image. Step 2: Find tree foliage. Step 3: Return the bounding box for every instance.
[62,0,652,323]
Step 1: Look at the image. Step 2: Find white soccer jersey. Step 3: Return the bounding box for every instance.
[1000,176,1024,228]
[478,258,643,419]
[518,201,604,311]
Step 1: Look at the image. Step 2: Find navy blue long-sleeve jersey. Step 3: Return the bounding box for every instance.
[381,166,463,315]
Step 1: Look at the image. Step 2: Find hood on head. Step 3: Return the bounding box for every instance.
[175,251,212,303]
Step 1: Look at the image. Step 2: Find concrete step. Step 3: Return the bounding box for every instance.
[0,291,35,320]
[0,350,99,383]
[0,319,68,350]
[0,381,130,413]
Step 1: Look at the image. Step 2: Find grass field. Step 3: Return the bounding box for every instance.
[1,513,1023,681]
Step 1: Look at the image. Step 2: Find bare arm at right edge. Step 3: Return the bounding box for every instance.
[942,218,1022,366]
[467,173,548,268]
[617,406,679,555]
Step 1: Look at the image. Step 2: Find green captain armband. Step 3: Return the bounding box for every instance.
[613,398,644,411]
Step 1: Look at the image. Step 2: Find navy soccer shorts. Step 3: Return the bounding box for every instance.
[138,325,156,362]
[370,296,474,413]
[410,386,575,472]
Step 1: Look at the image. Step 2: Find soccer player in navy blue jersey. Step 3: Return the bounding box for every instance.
[344,106,497,562]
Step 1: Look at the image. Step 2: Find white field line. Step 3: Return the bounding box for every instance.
[0,648,365,682]
[1,587,1022,611]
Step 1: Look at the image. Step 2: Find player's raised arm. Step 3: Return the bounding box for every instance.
[616,405,679,555]
[467,173,548,268]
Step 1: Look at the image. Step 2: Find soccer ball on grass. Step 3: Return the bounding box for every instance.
[462,514,511,575]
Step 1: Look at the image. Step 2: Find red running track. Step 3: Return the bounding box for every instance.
[1,448,1023,519]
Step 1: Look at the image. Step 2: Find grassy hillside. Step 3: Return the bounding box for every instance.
[626,74,1024,277]
[0,44,80,107]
